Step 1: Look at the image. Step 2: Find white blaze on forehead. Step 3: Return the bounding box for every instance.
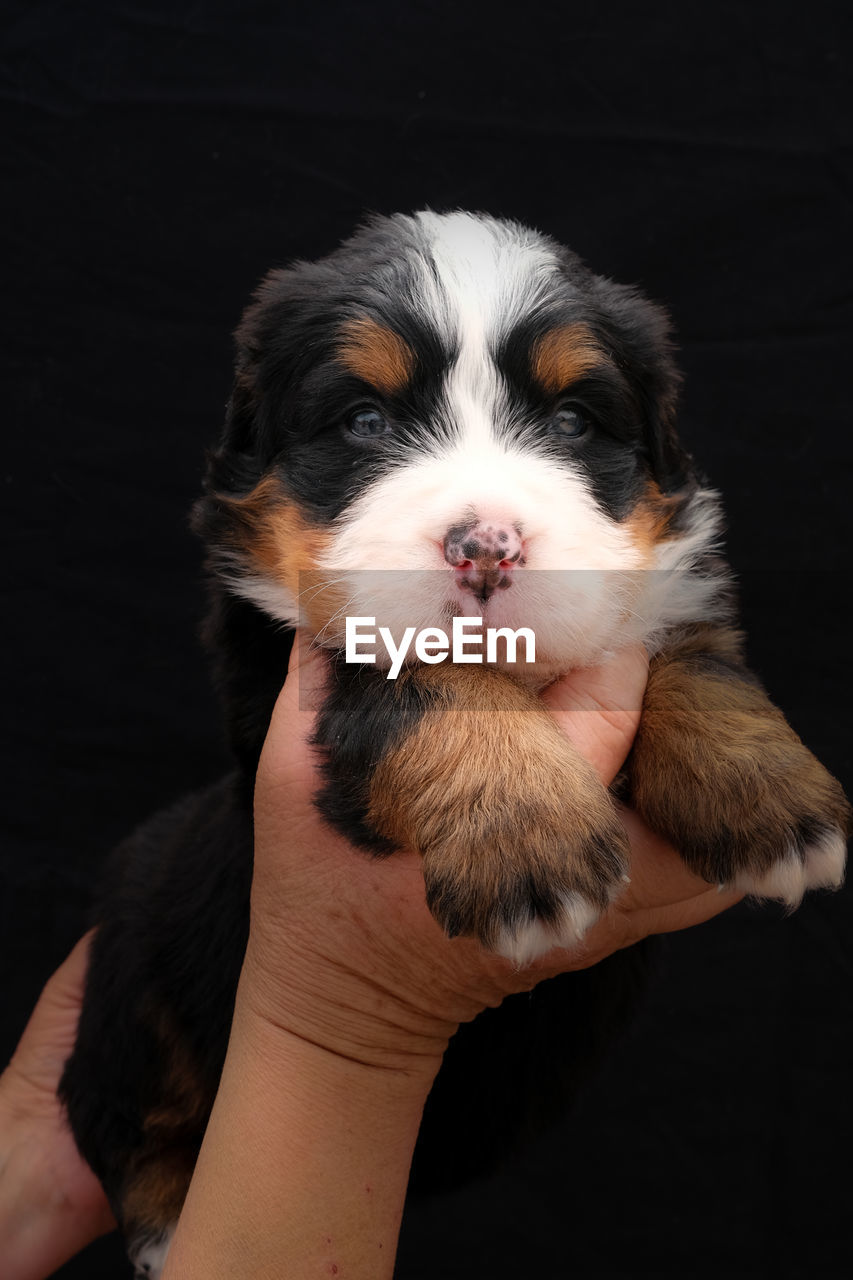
[408,210,561,343]
[405,211,564,452]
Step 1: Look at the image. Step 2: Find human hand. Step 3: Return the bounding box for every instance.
[244,637,743,1079]
[0,933,116,1280]
[165,638,744,1279]
[0,644,743,1280]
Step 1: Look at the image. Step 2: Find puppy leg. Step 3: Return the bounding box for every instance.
[315,661,629,963]
[628,625,851,900]
[121,1144,190,1278]
[62,983,210,1279]
[128,1221,177,1280]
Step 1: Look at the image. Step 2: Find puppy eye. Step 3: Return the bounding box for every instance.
[347,408,391,439]
[546,406,588,438]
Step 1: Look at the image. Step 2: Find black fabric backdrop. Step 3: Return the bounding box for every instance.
[2,2,852,1276]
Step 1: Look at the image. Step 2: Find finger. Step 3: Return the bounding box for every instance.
[276,638,647,789]
[284,630,331,710]
[541,883,744,976]
[628,885,744,941]
[7,932,96,1092]
[26,932,95,1031]
[260,633,330,789]
[614,806,721,908]
[542,645,649,785]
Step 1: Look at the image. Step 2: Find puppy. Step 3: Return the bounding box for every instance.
[60,211,851,1277]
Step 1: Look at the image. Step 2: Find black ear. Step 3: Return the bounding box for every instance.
[199,266,305,505]
[200,386,263,504]
[591,277,693,494]
[191,292,274,551]
[191,271,304,777]
[204,272,277,485]
[191,384,264,556]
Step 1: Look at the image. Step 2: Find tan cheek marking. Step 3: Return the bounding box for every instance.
[217,477,345,633]
[622,483,683,566]
[531,323,606,394]
[338,316,416,395]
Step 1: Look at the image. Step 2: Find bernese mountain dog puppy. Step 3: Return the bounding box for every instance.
[60,211,851,1277]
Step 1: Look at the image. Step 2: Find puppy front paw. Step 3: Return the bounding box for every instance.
[633,704,850,907]
[685,755,849,906]
[421,792,628,966]
[728,820,847,907]
[630,644,851,911]
[368,695,630,964]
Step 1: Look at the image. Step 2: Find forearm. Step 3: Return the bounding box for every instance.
[163,977,440,1280]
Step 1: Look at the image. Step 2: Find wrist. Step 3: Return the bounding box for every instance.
[237,934,453,1087]
[0,1070,113,1280]
[165,966,440,1279]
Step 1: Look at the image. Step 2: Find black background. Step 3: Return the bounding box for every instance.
[2,2,852,1276]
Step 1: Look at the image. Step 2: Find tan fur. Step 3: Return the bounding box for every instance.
[369,664,628,944]
[214,479,345,631]
[121,1006,210,1237]
[338,316,416,395]
[530,323,607,394]
[629,624,852,882]
[122,1148,194,1237]
[622,482,684,562]
[141,1008,210,1136]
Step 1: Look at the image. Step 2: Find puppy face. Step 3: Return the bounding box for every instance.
[198,211,725,677]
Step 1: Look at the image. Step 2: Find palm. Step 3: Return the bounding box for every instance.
[1,935,115,1279]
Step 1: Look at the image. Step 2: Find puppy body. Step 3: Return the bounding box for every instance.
[60,212,850,1276]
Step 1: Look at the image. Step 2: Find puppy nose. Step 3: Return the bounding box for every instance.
[443,520,525,602]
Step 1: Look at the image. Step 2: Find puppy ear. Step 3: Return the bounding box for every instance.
[193,395,263,554]
[191,293,274,548]
[201,267,301,501]
[591,278,692,494]
[219,374,260,460]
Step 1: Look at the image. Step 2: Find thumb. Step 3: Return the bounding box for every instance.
[256,631,330,800]
[540,645,649,785]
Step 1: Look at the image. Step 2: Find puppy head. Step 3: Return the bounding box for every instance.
[196,211,724,677]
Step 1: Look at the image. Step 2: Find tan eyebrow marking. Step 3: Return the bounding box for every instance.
[338,317,416,396]
[531,323,607,394]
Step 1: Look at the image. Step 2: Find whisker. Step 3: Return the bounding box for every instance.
[311,594,359,648]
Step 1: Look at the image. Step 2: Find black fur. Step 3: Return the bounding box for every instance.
[59,212,849,1265]
[312,658,441,851]
[61,215,666,1248]
[60,778,251,1216]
